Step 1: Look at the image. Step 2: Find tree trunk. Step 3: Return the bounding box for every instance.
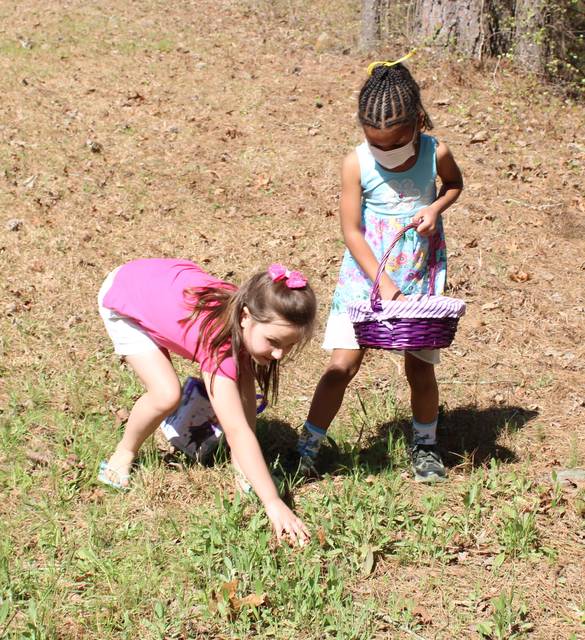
[360,0,382,52]
[412,0,489,59]
[406,0,582,85]
[514,0,548,74]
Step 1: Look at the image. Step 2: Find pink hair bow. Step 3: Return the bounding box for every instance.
[268,263,307,289]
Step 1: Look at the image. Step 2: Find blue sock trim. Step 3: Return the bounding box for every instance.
[304,420,327,437]
[298,421,327,458]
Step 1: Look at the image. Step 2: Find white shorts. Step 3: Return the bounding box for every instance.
[322,312,440,365]
[98,268,160,357]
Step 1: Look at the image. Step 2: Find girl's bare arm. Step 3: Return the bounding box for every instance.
[415,141,463,236]
[340,152,402,300]
[202,370,310,544]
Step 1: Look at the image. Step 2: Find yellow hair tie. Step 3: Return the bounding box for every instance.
[367,49,417,76]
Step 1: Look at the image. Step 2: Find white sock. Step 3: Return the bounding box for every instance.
[412,418,438,445]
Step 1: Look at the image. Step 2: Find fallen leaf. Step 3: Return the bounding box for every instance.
[412,605,433,625]
[470,130,489,143]
[317,527,327,547]
[314,32,330,52]
[220,580,238,599]
[224,127,241,139]
[209,579,268,616]
[232,593,267,611]
[26,450,51,466]
[65,315,82,329]
[5,218,24,232]
[22,174,38,189]
[509,270,531,283]
[86,139,103,153]
[80,488,106,503]
[114,408,130,425]
[58,454,84,471]
[254,175,272,191]
[123,91,145,106]
[209,579,239,613]
[362,546,375,575]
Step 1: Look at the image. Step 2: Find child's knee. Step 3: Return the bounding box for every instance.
[151,385,181,415]
[406,358,436,391]
[326,359,361,384]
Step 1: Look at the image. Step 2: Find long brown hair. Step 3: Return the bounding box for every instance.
[181,270,316,403]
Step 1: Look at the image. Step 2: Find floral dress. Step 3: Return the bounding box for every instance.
[324,134,447,352]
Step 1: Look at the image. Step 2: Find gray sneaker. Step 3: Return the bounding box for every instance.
[298,454,320,479]
[411,444,446,483]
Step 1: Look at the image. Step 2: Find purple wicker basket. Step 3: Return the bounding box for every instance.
[347,222,466,351]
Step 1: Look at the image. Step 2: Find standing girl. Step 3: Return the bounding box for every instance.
[98,258,316,544]
[297,58,463,482]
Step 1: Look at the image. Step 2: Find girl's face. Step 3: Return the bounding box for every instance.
[240,308,302,366]
[363,120,417,151]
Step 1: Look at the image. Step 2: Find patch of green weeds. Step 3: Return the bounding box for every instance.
[154,38,175,53]
[533,422,546,442]
[476,589,532,639]
[385,593,426,634]
[532,373,554,389]
[566,432,582,468]
[574,489,585,519]
[461,468,487,535]
[497,504,540,558]
[395,492,460,562]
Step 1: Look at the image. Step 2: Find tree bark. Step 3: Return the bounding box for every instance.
[514,0,548,74]
[412,0,489,59]
[407,0,581,84]
[360,0,382,52]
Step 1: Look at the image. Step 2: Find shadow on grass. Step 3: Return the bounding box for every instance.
[254,404,539,477]
[158,417,302,472]
[157,404,539,494]
[438,404,539,468]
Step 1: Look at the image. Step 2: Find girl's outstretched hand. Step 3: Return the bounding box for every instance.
[265,498,311,547]
[413,207,440,237]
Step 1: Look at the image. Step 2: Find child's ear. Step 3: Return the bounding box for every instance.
[240,306,251,327]
[417,112,425,130]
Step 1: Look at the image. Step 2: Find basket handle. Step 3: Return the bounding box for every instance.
[370,221,439,310]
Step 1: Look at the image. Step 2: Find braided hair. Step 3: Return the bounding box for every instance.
[358,63,433,130]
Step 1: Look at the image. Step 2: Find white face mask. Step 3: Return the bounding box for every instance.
[367,127,417,169]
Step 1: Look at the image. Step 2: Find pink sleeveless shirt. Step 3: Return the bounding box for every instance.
[102,259,238,379]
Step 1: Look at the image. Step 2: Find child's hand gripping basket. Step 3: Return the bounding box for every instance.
[347,222,466,350]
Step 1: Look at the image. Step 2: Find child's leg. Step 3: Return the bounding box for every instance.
[298,349,365,466]
[307,349,365,428]
[404,352,445,482]
[404,352,438,427]
[104,349,181,486]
